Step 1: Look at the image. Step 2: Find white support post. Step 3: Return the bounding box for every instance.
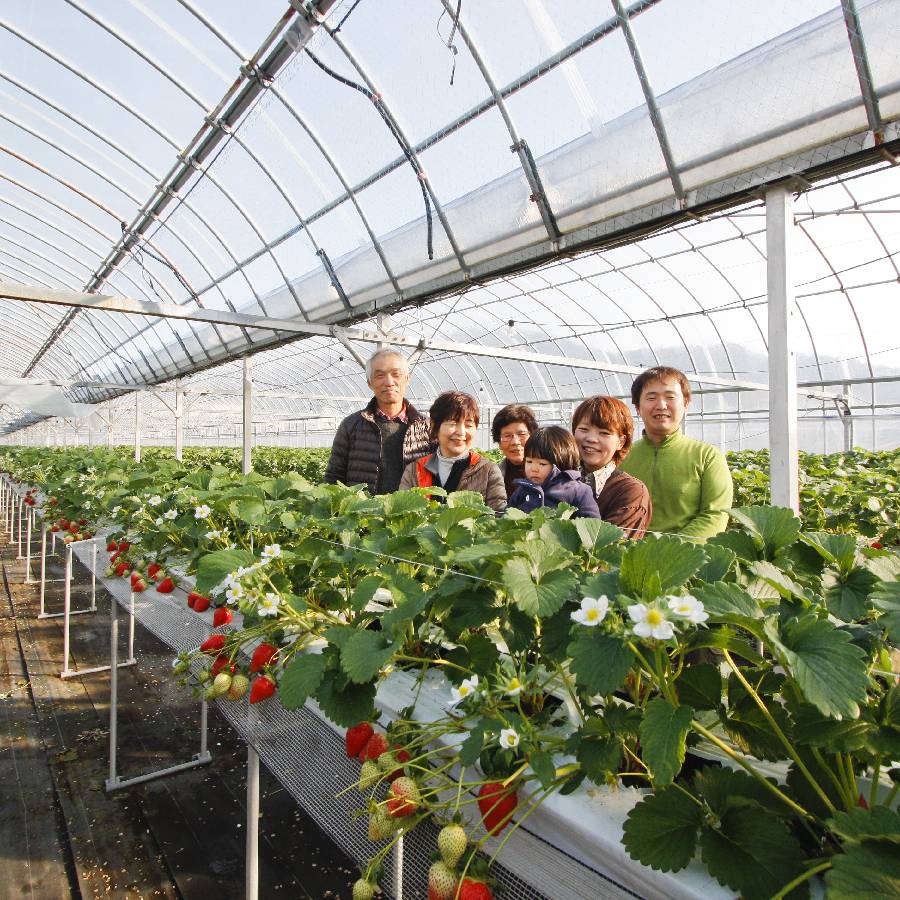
[394,836,405,898]
[766,186,800,512]
[16,497,24,558]
[134,393,142,462]
[39,523,47,616]
[243,356,253,476]
[175,381,184,462]
[24,506,33,583]
[61,544,73,677]
[246,744,260,900]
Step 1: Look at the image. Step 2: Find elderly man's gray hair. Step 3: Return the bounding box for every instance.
[365,348,409,382]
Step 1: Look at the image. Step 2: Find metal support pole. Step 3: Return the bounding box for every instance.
[840,383,854,452]
[134,393,142,462]
[39,523,47,616]
[200,698,208,758]
[107,591,120,785]
[246,743,260,900]
[62,544,73,677]
[766,186,800,512]
[90,541,98,609]
[24,506,33,583]
[175,381,184,462]
[243,356,253,476]
[17,497,24,558]
[394,836,405,898]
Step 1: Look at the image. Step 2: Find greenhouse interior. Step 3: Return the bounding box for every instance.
[1,1,899,898]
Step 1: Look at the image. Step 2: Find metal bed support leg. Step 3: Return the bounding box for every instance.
[394,836,404,898]
[24,507,33,583]
[105,591,211,792]
[246,743,260,900]
[39,523,47,616]
[61,544,73,677]
[16,497,24,558]
[90,541,98,611]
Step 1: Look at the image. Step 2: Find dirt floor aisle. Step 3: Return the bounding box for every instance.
[1,529,358,900]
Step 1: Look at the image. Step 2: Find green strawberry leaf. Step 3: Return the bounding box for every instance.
[639,698,693,786]
[694,543,737,583]
[348,574,385,612]
[229,497,267,526]
[791,703,871,751]
[278,653,327,710]
[870,580,900,640]
[691,582,762,620]
[573,518,624,554]
[195,548,256,594]
[699,807,805,900]
[452,542,511,563]
[728,506,802,559]
[576,735,622,785]
[825,840,900,898]
[764,614,869,719]
[502,544,577,618]
[340,630,396,684]
[567,631,634,696]
[529,750,556,790]
[622,785,702,872]
[693,766,792,817]
[384,490,429,516]
[824,566,879,621]
[828,806,900,844]
[675,663,722,711]
[314,670,377,728]
[619,534,707,600]
[801,531,858,573]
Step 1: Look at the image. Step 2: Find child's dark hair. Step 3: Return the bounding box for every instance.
[524,426,580,471]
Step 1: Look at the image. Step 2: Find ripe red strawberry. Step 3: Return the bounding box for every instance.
[78,518,87,526]
[50,525,60,533]
[115,562,130,577]
[210,654,236,678]
[386,776,420,818]
[156,577,175,593]
[427,861,458,900]
[872,541,884,550]
[249,643,278,673]
[106,540,118,552]
[249,675,276,704]
[68,523,79,533]
[118,541,130,552]
[193,595,211,613]
[132,576,147,593]
[458,877,493,900]
[59,519,69,529]
[360,732,389,762]
[147,562,163,578]
[200,634,226,655]
[212,606,231,625]
[345,722,374,758]
[477,782,518,836]
[187,591,203,609]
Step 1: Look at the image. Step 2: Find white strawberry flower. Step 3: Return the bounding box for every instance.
[258,592,280,617]
[449,675,479,707]
[499,727,520,749]
[194,504,212,519]
[628,603,675,640]
[225,583,243,603]
[666,594,709,625]
[261,543,282,561]
[570,595,610,627]
[205,529,221,540]
[148,495,163,507]
[505,676,523,697]
[163,509,177,520]
[236,565,253,578]
[154,516,164,526]
[111,505,121,515]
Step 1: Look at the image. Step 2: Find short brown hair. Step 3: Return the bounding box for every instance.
[491,404,538,443]
[523,426,580,471]
[429,391,480,442]
[630,367,692,407]
[571,396,634,466]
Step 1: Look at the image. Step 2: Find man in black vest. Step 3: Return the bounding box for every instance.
[323,349,431,494]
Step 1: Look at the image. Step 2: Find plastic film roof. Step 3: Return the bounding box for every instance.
[1,0,899,436]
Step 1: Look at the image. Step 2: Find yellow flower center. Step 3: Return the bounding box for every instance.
[508,678,521,691]
[586,608,599,622]
[646,608,664,626]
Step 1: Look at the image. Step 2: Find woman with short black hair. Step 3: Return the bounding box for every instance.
[399,391,506,512]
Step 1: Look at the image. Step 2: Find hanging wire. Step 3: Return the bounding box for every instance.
[332,0,364,34]
[436,0,463,85]
[304,48,434,260]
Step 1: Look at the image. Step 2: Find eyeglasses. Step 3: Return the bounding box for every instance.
[499,430,531,444]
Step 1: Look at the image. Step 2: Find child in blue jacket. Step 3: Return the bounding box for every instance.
[507,426,602,518]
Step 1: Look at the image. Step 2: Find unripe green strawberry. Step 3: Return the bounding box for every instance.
[352,878,377,900]
[437,822,467,868]
[203,685,218,702]
[367,808,395,841]
[227,674,249,701]
[212,672,232,696]
[359,760,381,791]
[428,861,458,900]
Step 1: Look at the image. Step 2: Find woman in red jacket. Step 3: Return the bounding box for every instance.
[399,391,506,513]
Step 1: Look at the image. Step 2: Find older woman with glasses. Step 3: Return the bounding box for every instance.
[491,404,539,498]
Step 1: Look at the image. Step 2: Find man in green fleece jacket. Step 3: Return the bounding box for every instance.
[620,366,733,542]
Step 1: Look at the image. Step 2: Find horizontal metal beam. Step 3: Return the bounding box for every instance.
[1,280,846,402]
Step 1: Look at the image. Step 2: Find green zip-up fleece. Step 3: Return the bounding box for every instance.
[619,430,733,542]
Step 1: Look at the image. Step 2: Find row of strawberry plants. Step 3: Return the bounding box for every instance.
[2,444,899,899]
